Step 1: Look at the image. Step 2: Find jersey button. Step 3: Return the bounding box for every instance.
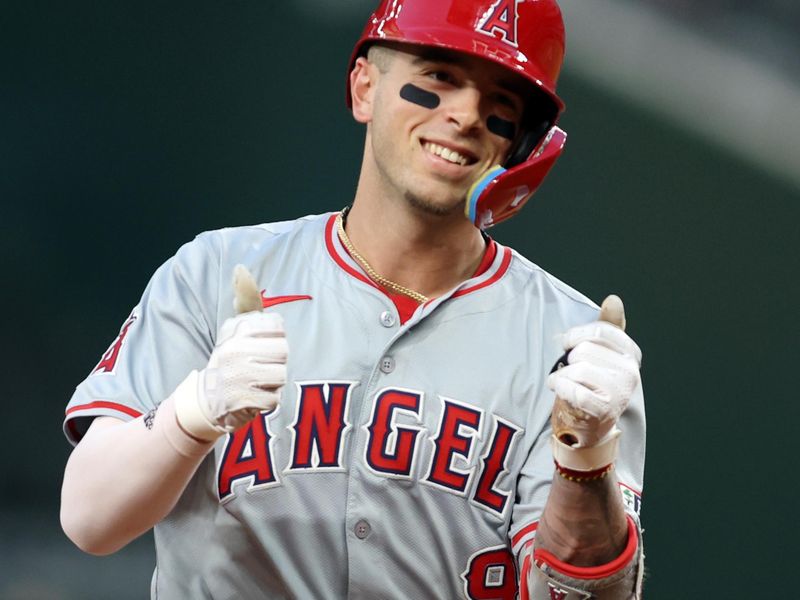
[354,519,371,540]
[379,311,396,328]
[380,356,395,374]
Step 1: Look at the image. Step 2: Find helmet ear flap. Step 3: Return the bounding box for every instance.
[466,126,567,229]
[505,120,551,168]
[506,87,560,168]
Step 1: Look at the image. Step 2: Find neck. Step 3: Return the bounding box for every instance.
[342,199,487,300]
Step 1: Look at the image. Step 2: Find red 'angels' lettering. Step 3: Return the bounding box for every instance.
[217,384,524,517]
[473,417,522,514]
[424,398,483,493]
[217,413,279,502]
[477,0,520,47]
[92,310,138,374]
[364,388,424,477]
[288,382,355,470]
[461,546,518,600]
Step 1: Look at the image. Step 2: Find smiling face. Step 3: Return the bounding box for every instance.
[351,44,529,219]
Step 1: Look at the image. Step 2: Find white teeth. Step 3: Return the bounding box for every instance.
[424,142,469,166]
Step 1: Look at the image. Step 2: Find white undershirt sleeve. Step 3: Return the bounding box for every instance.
[60,394,214,555]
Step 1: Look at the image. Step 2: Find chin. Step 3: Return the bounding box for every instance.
[404,189,466,218]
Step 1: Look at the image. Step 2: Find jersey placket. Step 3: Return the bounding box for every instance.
[341,287,463,597]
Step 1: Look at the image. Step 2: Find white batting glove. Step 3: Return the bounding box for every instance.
[173,265,288,442]
[548,295,641,471]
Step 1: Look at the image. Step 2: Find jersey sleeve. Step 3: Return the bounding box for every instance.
[63,232,222,445]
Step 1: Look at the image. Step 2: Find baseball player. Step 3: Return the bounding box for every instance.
[61,1,646,598]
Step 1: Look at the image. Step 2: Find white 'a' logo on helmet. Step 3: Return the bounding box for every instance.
[477,0,521,47]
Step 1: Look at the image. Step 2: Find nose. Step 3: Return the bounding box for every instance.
[445,87,483,134]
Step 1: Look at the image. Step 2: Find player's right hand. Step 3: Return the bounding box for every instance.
[173,265,288,442]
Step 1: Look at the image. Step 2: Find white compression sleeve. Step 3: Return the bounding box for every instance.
[60,395,214,555]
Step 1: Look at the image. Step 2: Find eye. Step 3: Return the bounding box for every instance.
[494,92,520,111]
[426,69,456,85]
[492,92,523,121]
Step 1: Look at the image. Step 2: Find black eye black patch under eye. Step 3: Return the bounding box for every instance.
[400,83,440,109]
[487,115,516,141]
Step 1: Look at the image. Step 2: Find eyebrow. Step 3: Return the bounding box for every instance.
[411,48,468,67]
[410,48,529,100]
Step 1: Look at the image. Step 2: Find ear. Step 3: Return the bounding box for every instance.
[350,57,377,124]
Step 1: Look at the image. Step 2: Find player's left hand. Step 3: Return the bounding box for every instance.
[547,295,641,467]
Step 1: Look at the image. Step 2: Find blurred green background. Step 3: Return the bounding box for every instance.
[2,1,798,598]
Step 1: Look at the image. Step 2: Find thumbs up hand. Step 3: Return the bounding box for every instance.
[174,265,288,441]
[547,295,641,471]
[232,264,264,314]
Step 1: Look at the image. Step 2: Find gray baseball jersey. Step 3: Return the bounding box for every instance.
[64,212,645,599]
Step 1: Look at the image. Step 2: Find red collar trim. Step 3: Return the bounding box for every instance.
[324,212,512,304]
[324,213,384,293]
[452,245,512,298]
[473,234,497,277]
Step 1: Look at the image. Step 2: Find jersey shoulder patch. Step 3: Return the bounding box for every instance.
[92,308,139,375]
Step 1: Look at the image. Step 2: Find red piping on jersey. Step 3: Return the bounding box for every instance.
[452,246,512,297]
[533,515,639,580]
[66,401,143,419]
[511,520,539,547]
[520,541,534,600]
[324,213,512,302]
[618,480,643,497]
[471,234,498,276]
[324,214,385,293]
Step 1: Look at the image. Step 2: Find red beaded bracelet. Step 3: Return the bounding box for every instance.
[554,461,614,483]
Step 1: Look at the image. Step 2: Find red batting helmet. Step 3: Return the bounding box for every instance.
[347,0,568,228]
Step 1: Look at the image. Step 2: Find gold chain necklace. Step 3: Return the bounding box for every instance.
[335,210,429,303]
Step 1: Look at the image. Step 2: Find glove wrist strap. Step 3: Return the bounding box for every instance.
[172,370,225,443]
[551,428,620,471]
